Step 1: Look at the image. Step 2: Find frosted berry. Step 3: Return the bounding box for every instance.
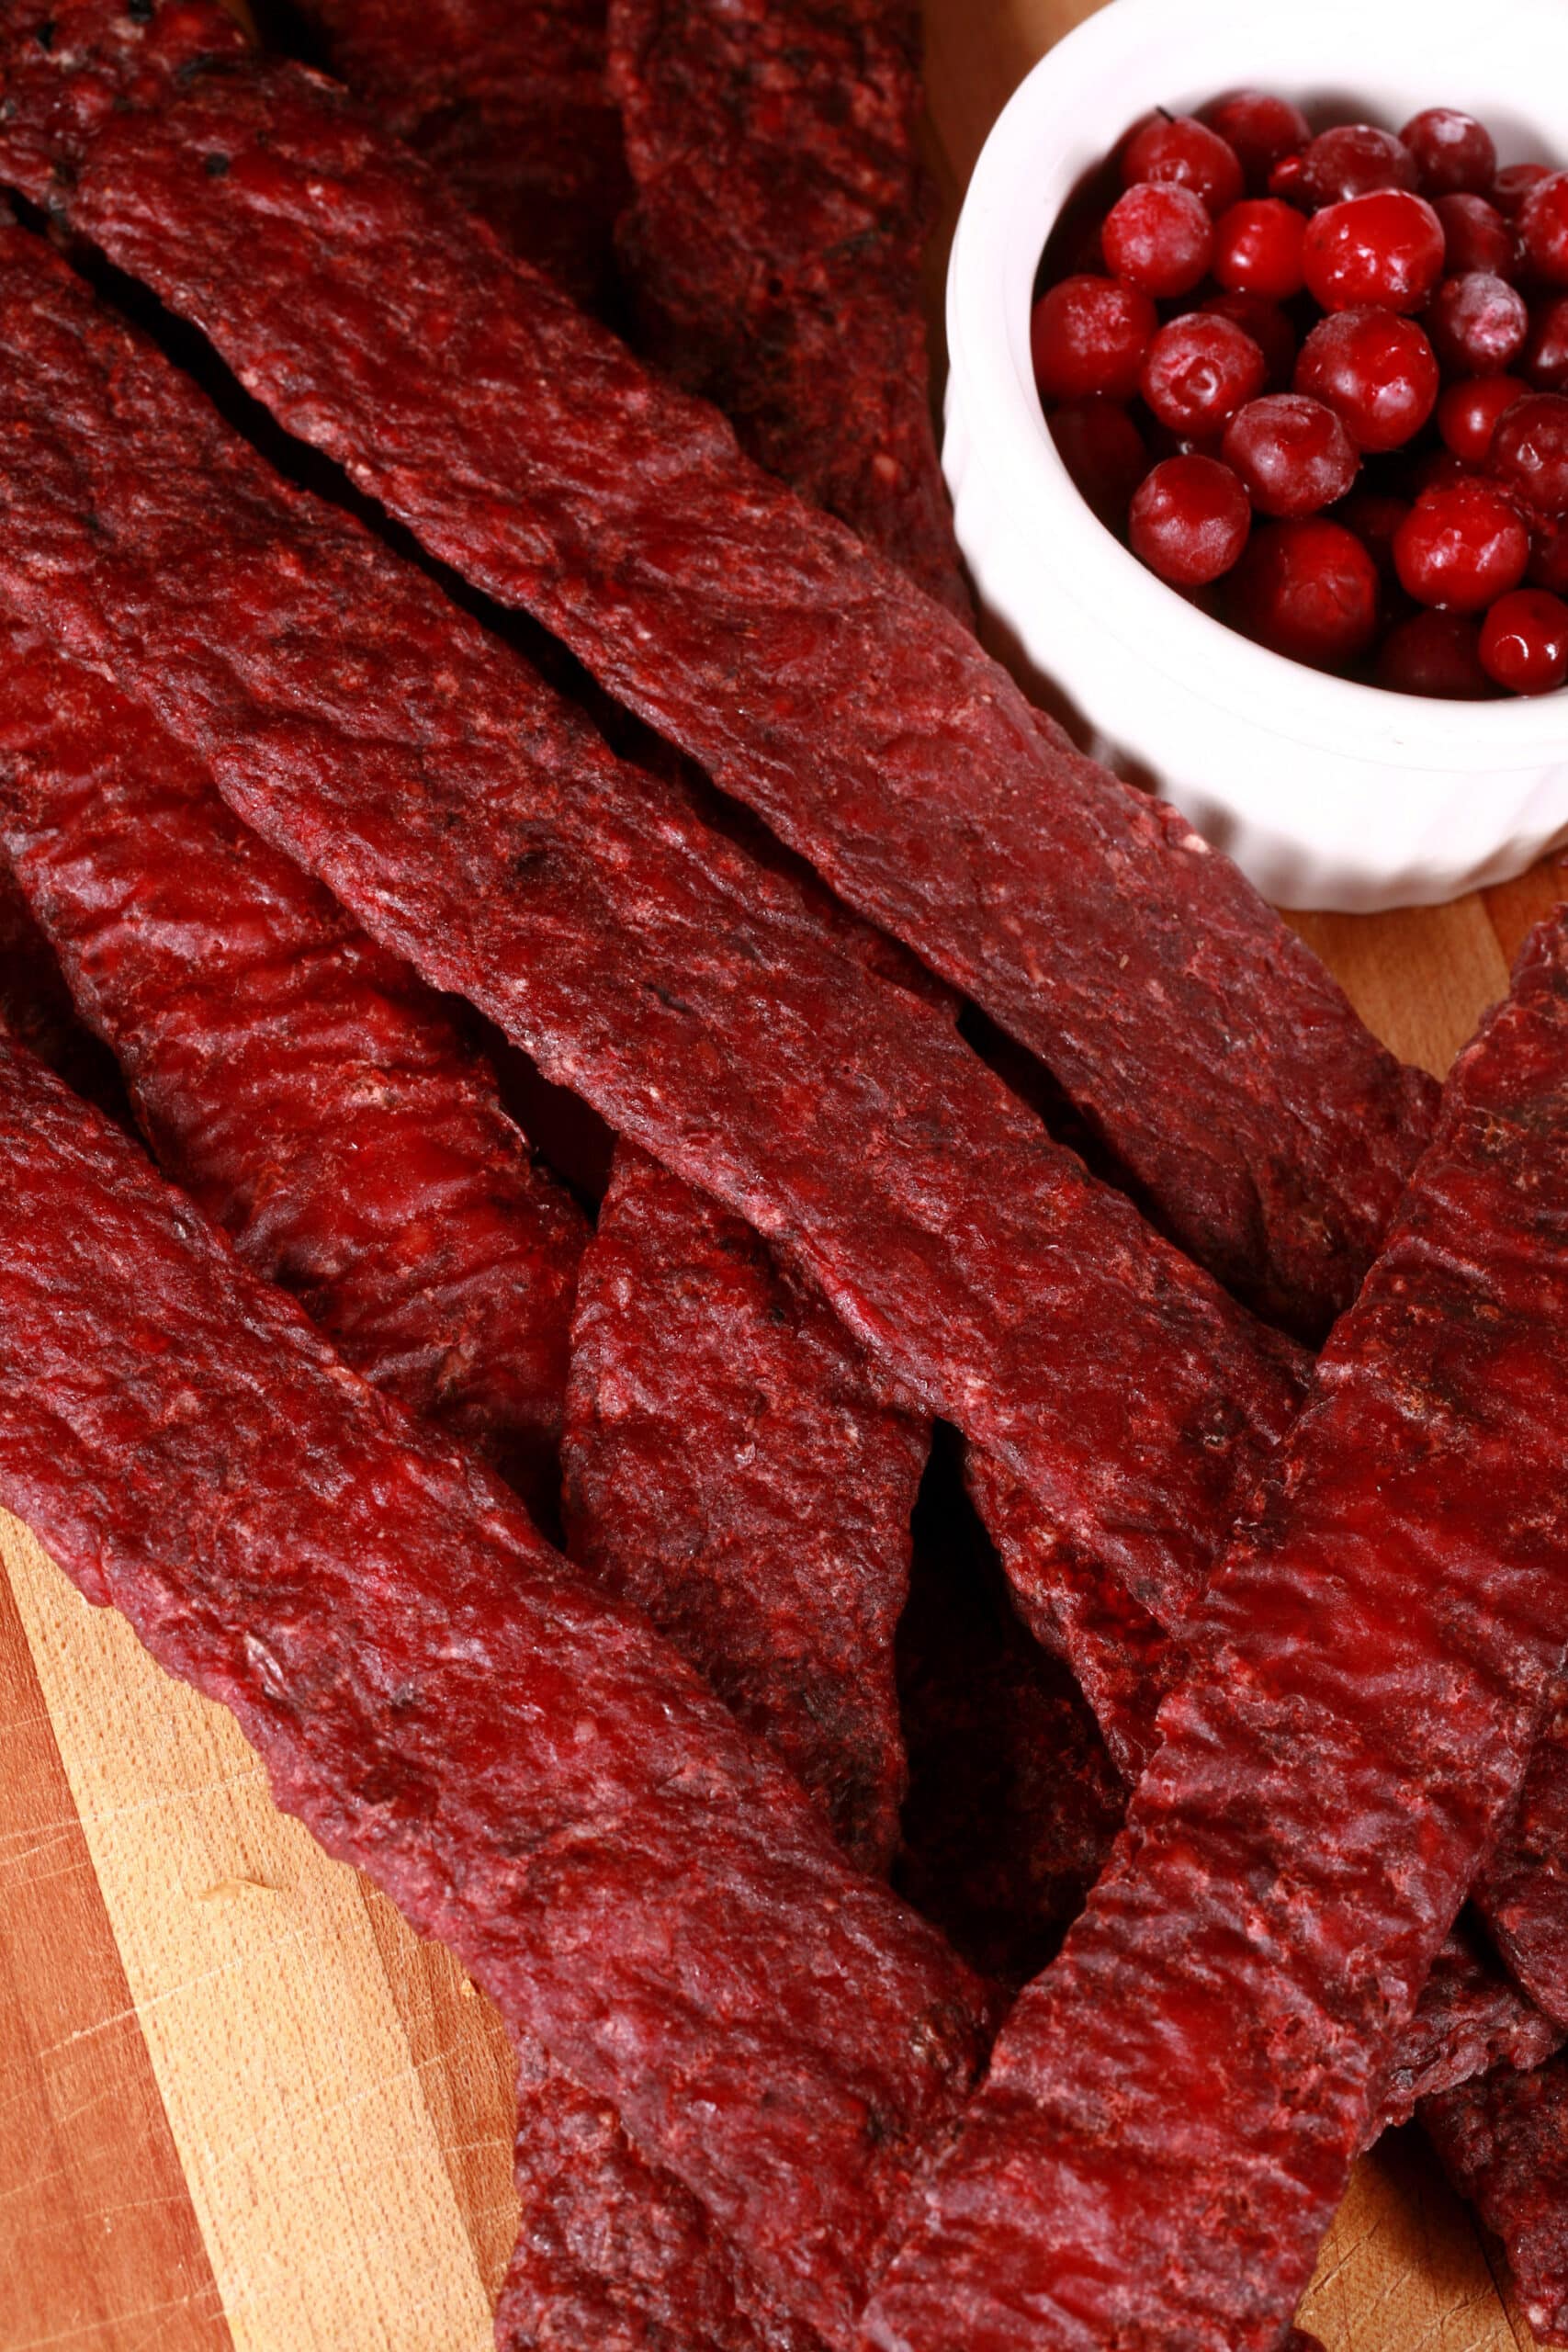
[1294,310,1438,452]
[1049,400,1148,522]
[1200,292,1297,387]
[1102,182,1214,296]
[1212,198,1306,300]
[1200,91,1311,189]
[1140,312,1268,438]
[1490,392,1568,516]
[1120,113,1245,214]
[1032,275,1157,401]
[1393,479,1531,609]
[1400,108,1497,198]
[1231,518,1381,667]
[1296,123,1418,206]
[1494,162,1551,218]
[1433,193,1514,277]
[1221,392,1359,516]
[1129,454,1252,585]
[1519,171,1568,285]
[1525,297,1568,391]
[1437,374,1529,463]
[1427,271,1529,375]
[1377,609,1492,695]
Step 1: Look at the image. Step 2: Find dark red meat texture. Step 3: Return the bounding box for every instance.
[1425,2052,1568,2346]
[1371,1917,1562,2138]
[276,0,631,310]
[563,1144,926,1876]
[1478,1694,1568,2026]
[0,1031,997,2350]
[0,228,1311,1680]
[894,1430,1126,1992]
[0,840,126,1117]
[863,910,1568,2352]
[498,2039,832,2352]
[608,0,970,616]
[0,0,1438,1340]
[0,611,587,1524]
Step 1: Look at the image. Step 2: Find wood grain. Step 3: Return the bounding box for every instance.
[1,1,1564,2346]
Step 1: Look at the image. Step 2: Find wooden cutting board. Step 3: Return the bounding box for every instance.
[0,2,1561,2346]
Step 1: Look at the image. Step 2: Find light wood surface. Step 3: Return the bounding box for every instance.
[2,3,1564,2346]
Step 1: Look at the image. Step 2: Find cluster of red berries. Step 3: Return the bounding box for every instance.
[1033,94,1568,696]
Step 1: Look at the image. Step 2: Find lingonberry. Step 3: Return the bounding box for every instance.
[1140,313,1268,438]
[1102,182,1214,297]
[1294,310,1438,452]
[1525,296,1568,390]
[1393,479,1531,609]
[1433,193,1515,277]
[1297,123,1418,206]
[1303,189,1446,313]
[1211,198,1306,300]
[1199,91,1311,190]
[1377,608,1493,695]
[1230,518,1381,667]
[1200,292,1298,387]
[1220,392,1359,516]
[1049,400,1148,523]
[1493,162,1551,218]
[1529,514,1568,594]
[1426,271,1529,375]
[1120,113,1245,214]
[1129,454,1252,585]
[1436,374,1529,463]
[1032,275,1158,401]
[1479,586,1568,690]
[1519,171,1568,285]
[1334,490,1410,589]
[1490,392,1568,516]
[1400,108,1498,198]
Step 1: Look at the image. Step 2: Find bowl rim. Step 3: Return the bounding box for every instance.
[946,0,1568,766]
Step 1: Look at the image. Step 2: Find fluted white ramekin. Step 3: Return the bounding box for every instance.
[943,0,1568,911]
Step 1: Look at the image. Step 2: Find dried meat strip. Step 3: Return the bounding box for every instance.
[1477,1698,1568,2026]
[1372,1918,1562,2139]
[863,910,1568,2352]
[1424,2051,1568,2346]
[0,226,1309,1676]
[563,1144,926,1877]
[0,612,587,1523]
[0,0,1438,1340]
[0,1029,995,2351]
[269,0,628,310]
[0,840,125,1115]
[608,0,970,616]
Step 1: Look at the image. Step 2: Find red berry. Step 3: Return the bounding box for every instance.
[1297,123,1418,206]
[1120,113,1245,215]
[1529,514,1568,594]
[1231,518,1381,668]
[1437,373,1529,463]
[1399,109,1498,198]
[1376,608,1492,696]
[1294,310,1438,453]
[1200,91,1311,191]
[1426,271,1529,375]
[1519,171,1568,285]
[1032,275,1158,401]
[1211,198,1306,300]
[1393,479,1530,609]
[1220,391,1359,517]
[1139,312,1268,438]
[1479,586,1568,691]
[1102,182,1214,297]
[1335,489,1410,589]
[1129,453,1252,585]
[1048,399,1148,523]
[1494,163,1551,218]
[1200,292,1297,387]
[1433,193,1515,277]
[1490,391,1568,516]
[1525,296,1568,390]
[1303,189,1446,313]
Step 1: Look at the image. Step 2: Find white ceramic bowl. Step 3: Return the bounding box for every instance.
[943,0,1568,911]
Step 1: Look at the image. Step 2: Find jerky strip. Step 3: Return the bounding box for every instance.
[0,1031,994,2350]
[270,0,629,310]
[0,0,1438,1339]
[0,840,124,1115]
[0,612,587,1522]
[1372,1919,1562,2139]
[863,910,1568,2352]
[1424,2051,1568,2346]
[608,0,970,616]
[563,1144,925,1877]
[0,226,1308,1664]
[1476,1697,1568,2027]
